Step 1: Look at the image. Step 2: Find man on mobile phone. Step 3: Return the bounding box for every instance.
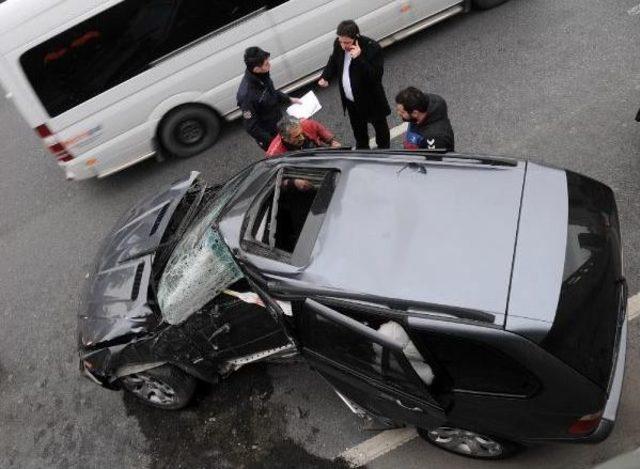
[318,20,391,149]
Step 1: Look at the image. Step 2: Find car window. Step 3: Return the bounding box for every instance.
[158,228,242,325]
[156,170,250,324]
[542,171,623,389]
[300,302,432,397]
[414,332,539,397]
[243,167,338,265]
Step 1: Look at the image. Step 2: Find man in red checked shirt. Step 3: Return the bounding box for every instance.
[266,116,341,158]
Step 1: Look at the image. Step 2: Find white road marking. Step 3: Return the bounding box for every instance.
[335,294,640,467]
[628,293,640,321]
[628,4,640,15]
[338,427,418,467]
[369,122,408,149]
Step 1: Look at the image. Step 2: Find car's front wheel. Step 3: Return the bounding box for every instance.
[418,426,520,459]
[120,365,196,410]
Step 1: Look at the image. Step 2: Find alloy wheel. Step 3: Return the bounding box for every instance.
[426,427,504,458]
[121,373,177,407]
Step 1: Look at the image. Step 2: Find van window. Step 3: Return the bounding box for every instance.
[21,0,288,117]
[416,333,539,397]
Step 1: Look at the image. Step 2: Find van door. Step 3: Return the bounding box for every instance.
[296,299,446,428]
[266,0,404,84]
[400,0,463,25]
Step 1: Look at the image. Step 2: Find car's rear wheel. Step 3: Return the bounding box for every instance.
[159,105,221,158]
[472,0,509,9]
[418,426,520,459]
[120,365,196,410]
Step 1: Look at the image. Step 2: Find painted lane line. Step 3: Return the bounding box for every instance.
[338,427,418,468]
[628,293,640,321]
[628,4,640,15]
[369,122,408,149]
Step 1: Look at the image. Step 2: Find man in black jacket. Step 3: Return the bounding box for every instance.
[318,20,390,149]
[395,87,455,152]
[237,47,301,150]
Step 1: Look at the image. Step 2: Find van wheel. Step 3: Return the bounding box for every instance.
[120,365,196,410]
[159,105,221,158]
[418,426,520,459]
[472,0,509,9]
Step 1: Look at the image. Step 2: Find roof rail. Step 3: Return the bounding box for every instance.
[282,148,518,167]
[268,282,497,324]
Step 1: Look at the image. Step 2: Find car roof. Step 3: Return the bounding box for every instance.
[222,151,527,326]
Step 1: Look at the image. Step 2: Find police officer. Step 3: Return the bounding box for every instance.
[237,47,301,150]
[395,86,455,152]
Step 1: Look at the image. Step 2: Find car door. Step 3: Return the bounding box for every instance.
[295,298,446,429]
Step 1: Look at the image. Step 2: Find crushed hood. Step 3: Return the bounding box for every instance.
[79,172,202,348]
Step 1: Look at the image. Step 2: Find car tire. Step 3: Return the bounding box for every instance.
[472,0,509,10]
[120,365,197,410]
[158,105,221,158]
[417,426,521,459]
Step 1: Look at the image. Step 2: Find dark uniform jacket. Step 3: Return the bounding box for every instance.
[403,93,455,152]
[237,70,290,149]
[320,35,391,121]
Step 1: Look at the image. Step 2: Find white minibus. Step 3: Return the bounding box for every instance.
[0,0,506,180]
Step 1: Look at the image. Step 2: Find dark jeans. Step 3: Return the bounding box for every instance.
[346,101,390,149]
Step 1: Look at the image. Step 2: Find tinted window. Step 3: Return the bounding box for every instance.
[21,0,285,116]
[540,171,623,388]
[416,332,539,396]
[300,305,427,397]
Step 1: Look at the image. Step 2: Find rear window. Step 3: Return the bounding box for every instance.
[540,171,623,388]
[20,0,283,117]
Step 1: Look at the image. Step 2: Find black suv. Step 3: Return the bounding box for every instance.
[78,150,627,459]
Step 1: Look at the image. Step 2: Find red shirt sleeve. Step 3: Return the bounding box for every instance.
[265,136,285,158]
[302,119,334,144]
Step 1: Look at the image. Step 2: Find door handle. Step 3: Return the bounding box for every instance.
[395,399,423,412]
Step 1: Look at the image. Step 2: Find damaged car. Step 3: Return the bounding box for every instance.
[79,150,627,459]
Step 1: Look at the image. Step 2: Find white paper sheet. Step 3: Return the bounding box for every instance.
[286,90,322,119]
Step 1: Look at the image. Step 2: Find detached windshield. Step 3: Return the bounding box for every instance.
[157,169,250,324]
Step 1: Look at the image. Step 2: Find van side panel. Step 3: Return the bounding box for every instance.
[1,0,466,179]
[12,9,283,178]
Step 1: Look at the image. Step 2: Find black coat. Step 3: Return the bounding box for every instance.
[320,36,391,121]
[236,70,290,149]
[404,93,455,152]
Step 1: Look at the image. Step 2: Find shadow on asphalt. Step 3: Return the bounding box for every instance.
[123,363,351,469]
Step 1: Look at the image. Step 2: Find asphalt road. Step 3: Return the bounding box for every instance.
[1,0,639,468]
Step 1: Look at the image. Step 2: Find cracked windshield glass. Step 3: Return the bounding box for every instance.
[157,170,249,324]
